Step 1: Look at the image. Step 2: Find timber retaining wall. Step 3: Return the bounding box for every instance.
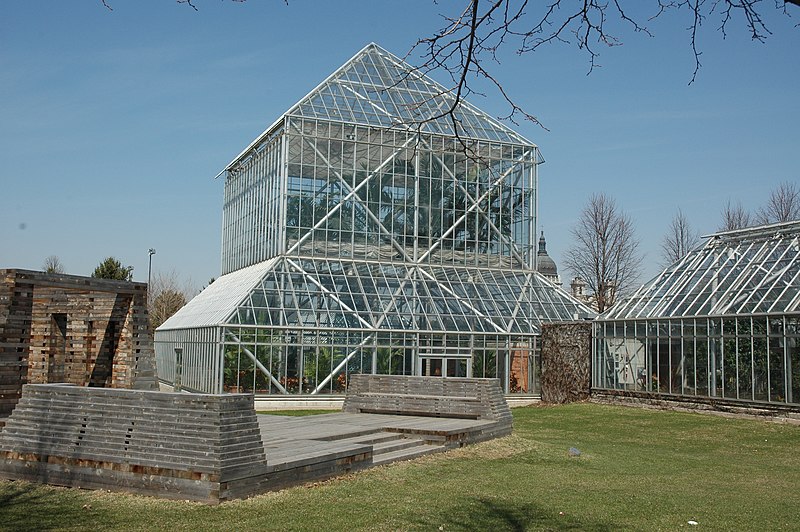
[0,384,269,503]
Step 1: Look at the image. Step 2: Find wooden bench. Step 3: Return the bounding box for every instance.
[342,375,512,423]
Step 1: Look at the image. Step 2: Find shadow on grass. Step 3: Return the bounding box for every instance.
[0,481,109,531]
[420,496,615,531]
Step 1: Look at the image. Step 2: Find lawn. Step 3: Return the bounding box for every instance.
[1,403,799,531]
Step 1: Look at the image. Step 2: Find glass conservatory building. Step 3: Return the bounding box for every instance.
[594,220,800,406]
[155,43,594,395]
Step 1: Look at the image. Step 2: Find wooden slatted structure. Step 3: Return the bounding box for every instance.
[0,269,157,423]
[0,384,269,503]
[342,375,513,439]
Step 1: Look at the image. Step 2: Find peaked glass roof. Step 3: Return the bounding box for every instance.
[288,43,532,144]
[225,43,534,173]
[159,256,594,335]
[603,221,800,320]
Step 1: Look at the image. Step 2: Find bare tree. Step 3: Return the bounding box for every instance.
[719,199,752,232]
[564,193,641,313]
[148,270,196,330]
[755,181,800,224]
[661,209,699,267]
[405,1,798,132]
[42,255,65,274]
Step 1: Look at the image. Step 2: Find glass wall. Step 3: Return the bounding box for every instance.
[155,325,542,396]
[223,117,539,270]
[594,314,800,405]
[594,221,800,406]
[221,130,285,274]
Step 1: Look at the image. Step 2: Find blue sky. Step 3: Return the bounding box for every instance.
[2,1,797,292]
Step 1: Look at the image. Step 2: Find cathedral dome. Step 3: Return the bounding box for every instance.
[536,232,559,280]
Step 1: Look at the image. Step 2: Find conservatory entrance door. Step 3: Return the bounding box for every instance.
[419,356,469,378]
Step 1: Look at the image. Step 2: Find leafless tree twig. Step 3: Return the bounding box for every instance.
[661,208,699,267]
[755,181,800,224]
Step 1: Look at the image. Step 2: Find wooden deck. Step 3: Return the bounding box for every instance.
[255,411,510,491]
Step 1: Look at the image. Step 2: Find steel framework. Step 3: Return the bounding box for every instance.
[156,43,593,394]
[594,220,800,405]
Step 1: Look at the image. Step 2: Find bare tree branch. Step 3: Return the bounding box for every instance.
[755,180,800,224]
[719,198,752,231]
[405,0,796,128]
[177,0,199,11]
[98,0,797,135]
[661,208,699,267]
[42,255,65,274]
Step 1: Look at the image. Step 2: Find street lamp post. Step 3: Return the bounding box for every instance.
[148,248,156,288]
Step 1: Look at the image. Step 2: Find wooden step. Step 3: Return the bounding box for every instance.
[332,431,404,446]
[371,443,446,466]
[372,437,428,455]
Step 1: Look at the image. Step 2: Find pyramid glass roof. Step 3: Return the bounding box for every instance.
[288,43,532,143]
[224,43,535,173]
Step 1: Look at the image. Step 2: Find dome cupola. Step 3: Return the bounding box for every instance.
[536,231,559,283]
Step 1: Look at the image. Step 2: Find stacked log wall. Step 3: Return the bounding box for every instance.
[0,270,157,419]
[0,271,32,417]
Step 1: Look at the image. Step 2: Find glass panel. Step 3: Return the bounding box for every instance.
[238,347,255,393]
[477,348,499,379]
[753,317,769,401]
[301,346,318,393]
[769,339,786,402]
[447,358,468,378]
[733,336,751,401]
[682,335,696,395]
[376,347,404,375]
[709,337,723,398]
[722,336,738,399]
[509,343,532,393]
[790,336,800,405]
[670,337,683,394]
[695,335,709,396]
[223,345,240,392]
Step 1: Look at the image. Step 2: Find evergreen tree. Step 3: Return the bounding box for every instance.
[91,256,133,281]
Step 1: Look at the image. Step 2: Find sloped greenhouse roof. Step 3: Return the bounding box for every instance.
[158,256,594,334]
[603,220,800,320]
[158,258,279,330]
[223,43,534,174]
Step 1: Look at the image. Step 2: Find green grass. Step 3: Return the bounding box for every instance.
[2,403,800,531]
